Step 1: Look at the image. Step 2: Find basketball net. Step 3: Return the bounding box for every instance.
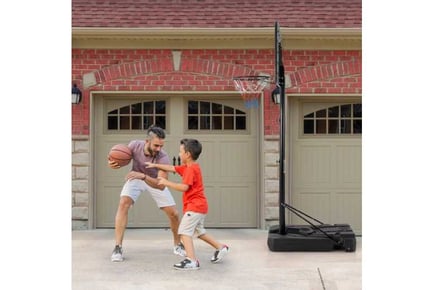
[233,76,270,108]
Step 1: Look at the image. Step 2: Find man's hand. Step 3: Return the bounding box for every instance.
[108,158,120,169]
[125,171,146,181]
[157,176,168,186]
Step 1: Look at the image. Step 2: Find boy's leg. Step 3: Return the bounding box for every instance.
[197,233,223,249]
[181,234,197,261]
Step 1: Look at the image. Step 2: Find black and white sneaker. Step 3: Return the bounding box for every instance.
[173,258,200,270]
[111,245,124,262]
[211,245,229,263]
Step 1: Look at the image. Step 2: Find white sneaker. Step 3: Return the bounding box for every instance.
[211,245,229,263]
[173,243,186,257]
[111,245,124,262]
[173,258,200,270]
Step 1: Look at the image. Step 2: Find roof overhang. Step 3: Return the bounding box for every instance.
[72,27,361,50]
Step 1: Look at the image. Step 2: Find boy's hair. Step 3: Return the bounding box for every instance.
[147,125,165,140]
[180,139,202,161]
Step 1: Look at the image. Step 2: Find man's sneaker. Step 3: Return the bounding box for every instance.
[111,245,124,262]
[211,245,229,263]
[173,258,200,270]
[173,243,186,257]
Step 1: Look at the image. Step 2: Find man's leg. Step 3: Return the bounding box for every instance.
[111,196,133,262]
[161,205,181,245]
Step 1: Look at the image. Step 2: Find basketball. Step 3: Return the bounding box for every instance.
[108,144,132,167]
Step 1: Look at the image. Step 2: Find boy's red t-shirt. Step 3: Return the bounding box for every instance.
[175,163,208,214]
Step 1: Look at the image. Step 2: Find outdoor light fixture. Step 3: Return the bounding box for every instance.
[271,86,281,104]
[72,84,82,104]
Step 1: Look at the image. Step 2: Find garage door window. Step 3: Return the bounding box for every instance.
[107,101,166,131]
[187,100,246,131]
[303,103,361,135]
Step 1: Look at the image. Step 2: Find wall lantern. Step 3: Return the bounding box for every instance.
[72,84,82,104]
[271,86,281,104]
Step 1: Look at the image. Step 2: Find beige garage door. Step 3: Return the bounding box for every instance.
[94,94,258,228]
[289,97,362,235]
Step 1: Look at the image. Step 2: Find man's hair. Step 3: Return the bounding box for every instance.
[180,139,202,161]
[147,125,165,140]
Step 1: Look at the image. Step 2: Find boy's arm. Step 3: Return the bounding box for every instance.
[145,162,176,172]
[157,177,189,192]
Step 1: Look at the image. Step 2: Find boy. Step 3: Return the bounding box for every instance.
[146,138,229,270]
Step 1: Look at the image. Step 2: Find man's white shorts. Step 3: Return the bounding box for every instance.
[120,179,175,208]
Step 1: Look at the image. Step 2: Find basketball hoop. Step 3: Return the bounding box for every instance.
[233,75,270,108]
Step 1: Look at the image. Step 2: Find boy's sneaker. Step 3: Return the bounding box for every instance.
[173,258,200,270]
[211,245,229,263]
[173,243,186,257]
[111,245,124,262]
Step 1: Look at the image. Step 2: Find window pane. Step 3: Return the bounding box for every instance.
[212,116,222,129]
[120,105,130,114]
[304,120,314,134]
[143,102,153,114]
[131,103,142,114]
[200,116,210,129]
[108,116,118,129]
[155,101,166,114]
[353,119,362,133]
[328,119,339,134]
[235,116,246,129]
[143,116,153,130]
[200,102,210,114]
[155,116,166,129]
[108,109,118,115]
[305,112,314,118]
[131,116,141,129]
[224,116,234,129]
[316,109,326,118]
[236,109,245,115]
[120,116,130,129]
[328,106,339,117]
[341,119,351,133]
[212,103,222,114]
[188,116,198,129]
[188,101,198,114]
[353,104,362,117]
[224,106,234,114]
[341,104,351,117]
[316,120,326,133]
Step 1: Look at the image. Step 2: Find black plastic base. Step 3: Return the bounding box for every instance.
[267,224,356,252]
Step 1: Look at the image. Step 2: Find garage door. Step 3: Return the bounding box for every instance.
[289,97,362,235]
[94,94,259,228]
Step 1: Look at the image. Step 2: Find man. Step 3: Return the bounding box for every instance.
[108,126,185,262]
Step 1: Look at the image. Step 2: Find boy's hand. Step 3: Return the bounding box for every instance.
[145,162,156,168]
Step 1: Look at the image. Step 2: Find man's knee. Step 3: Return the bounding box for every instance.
[163,206,179,220]
[118,196,133,211]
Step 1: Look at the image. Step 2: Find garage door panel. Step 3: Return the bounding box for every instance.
[95,95,258,228]
[96,185,124,227]
[291,98,362,235]
[333,191,362,233]
[336,144,362,185]
[294,144,332,186]
[218,185,256,227]
[219,141,254,178]
[290,191,331,225]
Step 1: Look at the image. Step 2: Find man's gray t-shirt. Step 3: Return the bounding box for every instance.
[127,140,170,178]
